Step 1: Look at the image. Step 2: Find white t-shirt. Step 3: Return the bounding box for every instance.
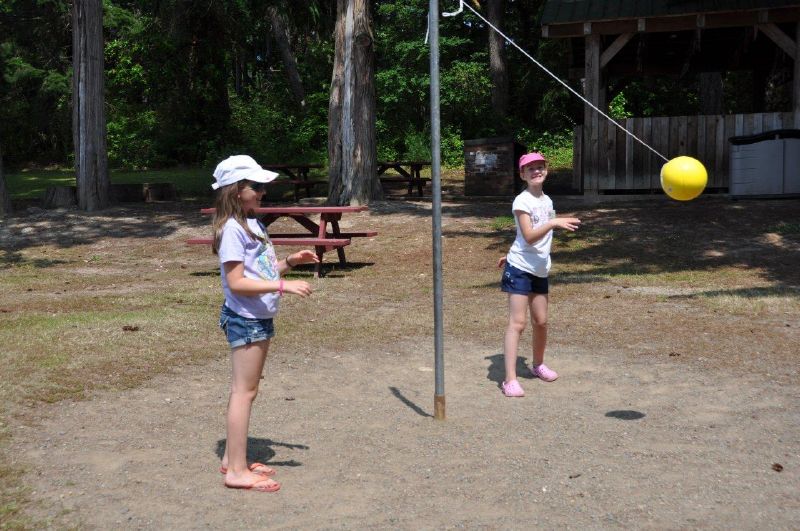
[217,217,280,319]
[505,190,555,277]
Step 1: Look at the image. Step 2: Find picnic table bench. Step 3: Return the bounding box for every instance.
[187,205,376,277]
[378,160,431,197]
[263,163,327,201]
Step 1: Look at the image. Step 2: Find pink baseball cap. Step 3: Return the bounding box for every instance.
[518,152,547,169]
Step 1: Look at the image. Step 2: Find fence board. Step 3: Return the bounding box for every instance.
[606,119,617,190]
[696,115,707,173]
[573,126,582,191]
[599,119,613,190]
[633,118,649,189]
[713,115,726,188]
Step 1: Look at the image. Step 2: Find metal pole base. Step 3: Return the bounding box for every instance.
[434,394,446,420]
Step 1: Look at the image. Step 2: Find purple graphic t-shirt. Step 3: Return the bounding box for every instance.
[218,217,280,318]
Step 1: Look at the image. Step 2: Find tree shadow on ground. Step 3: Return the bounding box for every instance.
[298,261,375,278]
[406,197,799,291]
[0,201,207,254]
[215,437,309,468]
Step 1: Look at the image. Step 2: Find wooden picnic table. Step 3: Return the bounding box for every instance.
[377,160,431,197]
[262,163,326,201]
[188,205,376,277]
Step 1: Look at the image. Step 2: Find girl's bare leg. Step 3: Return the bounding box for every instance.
[529,293,549,366]
[503,294,529,382]
[223,340,277,488]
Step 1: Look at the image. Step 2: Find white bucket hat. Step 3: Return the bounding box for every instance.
[211,155,279,190]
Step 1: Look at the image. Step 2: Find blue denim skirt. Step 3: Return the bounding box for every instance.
[500,263,549,295]
[219,304,275,348]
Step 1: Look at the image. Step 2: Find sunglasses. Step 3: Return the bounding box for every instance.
[243,180,267,192]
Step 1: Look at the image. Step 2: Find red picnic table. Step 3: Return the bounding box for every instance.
[262,163,327,201]
[187,206,376,277]
[377,161,431,197]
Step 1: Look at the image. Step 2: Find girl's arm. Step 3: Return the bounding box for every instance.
[223,261,313,297]
[278,249,320,275]
[516,210,581,245]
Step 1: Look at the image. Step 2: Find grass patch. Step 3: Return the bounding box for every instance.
[695,287,800,315]
[490,216,515,231]
[767,222,800,235]
[5,168,214,201]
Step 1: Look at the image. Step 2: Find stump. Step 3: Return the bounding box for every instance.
[143,182,178,202]
[110,182,179,203]
[42,186,77,208]
[110,183,145,202]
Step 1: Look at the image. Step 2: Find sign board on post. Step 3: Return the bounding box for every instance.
[464,137,526,196]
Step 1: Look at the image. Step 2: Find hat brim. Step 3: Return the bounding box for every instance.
[211,168,279,190]
[246,168,279,184]
[519,154,547,169]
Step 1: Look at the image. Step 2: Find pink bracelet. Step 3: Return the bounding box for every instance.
[278,279,284,297]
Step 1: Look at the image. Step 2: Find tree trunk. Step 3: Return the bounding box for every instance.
[327,0,378,205]
[0,143,11,216]
[699,71,724,114]
[487,0,509,121]
[72,0,110,211]
[268,2,306,110]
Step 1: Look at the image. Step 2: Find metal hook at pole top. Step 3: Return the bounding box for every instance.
[427,1,463,44]
[443,0,464,17]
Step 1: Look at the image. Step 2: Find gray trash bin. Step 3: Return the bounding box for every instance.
[729,129,800,197]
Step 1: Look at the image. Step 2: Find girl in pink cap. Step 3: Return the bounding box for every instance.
[497,152,581,397]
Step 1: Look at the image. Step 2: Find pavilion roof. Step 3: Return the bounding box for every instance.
[541,1,800,25]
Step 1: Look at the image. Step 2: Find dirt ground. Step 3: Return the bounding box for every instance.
[2,194,799,529]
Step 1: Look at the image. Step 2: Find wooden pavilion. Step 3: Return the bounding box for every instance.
[540,1,800,195]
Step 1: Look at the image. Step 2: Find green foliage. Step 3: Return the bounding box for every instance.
[614,79,699,117]
[4,0,746,175]
[227,89,328,166]
[516,128,573,170]
[608,92,633,119]
[0,2,72,168]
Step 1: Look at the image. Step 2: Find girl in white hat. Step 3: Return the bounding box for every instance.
[211,155,318,492]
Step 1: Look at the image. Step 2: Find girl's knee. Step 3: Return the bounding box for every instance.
[533,320,548,331]
[507,319,526,334]
[230,386,259,402]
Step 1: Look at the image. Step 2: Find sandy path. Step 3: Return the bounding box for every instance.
[14,337,799,529]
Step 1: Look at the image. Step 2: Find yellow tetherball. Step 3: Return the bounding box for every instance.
[660,156,707,201]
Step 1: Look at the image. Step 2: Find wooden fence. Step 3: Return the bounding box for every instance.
[573,111,797,193]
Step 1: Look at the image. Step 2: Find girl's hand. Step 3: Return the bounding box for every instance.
[283,280,313,298]
[552,217,581,231]
[497,256,507,268]
[288,249,320,265]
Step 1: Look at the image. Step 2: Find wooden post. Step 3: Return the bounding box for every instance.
[584,33,601,194]
[0,143,10,216]
[795,22,800,128]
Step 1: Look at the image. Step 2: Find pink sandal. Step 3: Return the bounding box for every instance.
[219,462,276,477]
[532,363,558,382]
[501,379,525,397]
[224,477,280,493]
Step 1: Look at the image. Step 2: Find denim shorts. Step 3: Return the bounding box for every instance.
[500,263,549,295]
[219,305,275,348]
